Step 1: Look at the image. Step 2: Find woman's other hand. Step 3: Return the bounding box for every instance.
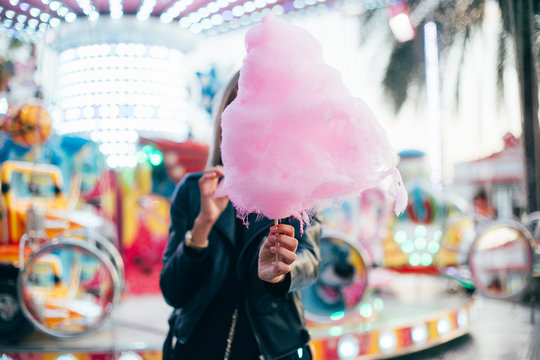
[188,167,229,247]
[258,224,298,283]
[198,166,229,224]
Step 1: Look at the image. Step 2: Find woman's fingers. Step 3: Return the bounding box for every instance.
[273,261,290,275]
[270,224,294,238]
[268,225,297,248]
[268,234,298,252]
[271,245,296,264]
[209,166,225,178]
[199,167,226,196]
[200,166,225,183]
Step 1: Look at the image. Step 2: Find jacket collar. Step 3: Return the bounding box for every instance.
[214,202,236,245]
[244,213,274,240]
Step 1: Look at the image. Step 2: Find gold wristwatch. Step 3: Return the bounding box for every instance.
[184,230,209,250]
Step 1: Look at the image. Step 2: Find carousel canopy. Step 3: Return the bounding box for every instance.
[0,0,346,40]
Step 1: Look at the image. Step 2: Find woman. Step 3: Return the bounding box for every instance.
[160,71,321,360]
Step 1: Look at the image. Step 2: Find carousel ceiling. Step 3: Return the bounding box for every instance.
[0,0,347,40]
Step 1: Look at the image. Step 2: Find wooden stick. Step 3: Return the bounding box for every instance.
[274,218,279,262]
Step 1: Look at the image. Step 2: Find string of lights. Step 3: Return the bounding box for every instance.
[0,0,413,39]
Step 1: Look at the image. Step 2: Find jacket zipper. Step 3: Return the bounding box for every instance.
[244,295,267,360]
[238,223,272,360]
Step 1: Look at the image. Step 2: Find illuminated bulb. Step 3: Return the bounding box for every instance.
[118,352,143,360]
[427,241,440,253]
[5,10,15,19]
[394,230,407,244]
[179,17,191,28]
[250,11,262,21]
[293,0,305,9]
[411,325,427,344]
[457,309,468,328]
[29,7,41,16]
[414,225,427,238]
[401,240,414,254]
[329,326,343,337]
[57,6,69,17]
[207,2,219,13]
[40,12,50,21]
[437,318,450,335]
[9,0,19,6]
[232,5,245,16]
[359,302,373,317]
[88,11,99,21]
[49,1,60,11]
[240,14,251,24]
[197,7,209,18]
[373,298,384,311]
[160,14,172,23]
[254,0,266,8]
[222,10,233,21]
[378,331,397,353]
[55,354,77,360]
[27,18,38,28]
[409,253,421,266]
[420,253,432,266]
[137,0,157,21]
[188,12,201,23]
[337,335,359,359]
[271,4,283,14]
[211,14,223,25]
[243,1,256,12]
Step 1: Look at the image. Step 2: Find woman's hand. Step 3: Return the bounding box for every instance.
[198,166,229,224]
[188,167,229,247]
[258,224,298,283]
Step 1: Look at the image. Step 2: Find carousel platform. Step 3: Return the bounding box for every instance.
[1,273,537,360]
[0,294,172,360]
[307,273,476,359]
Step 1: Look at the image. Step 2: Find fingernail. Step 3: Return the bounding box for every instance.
[271,261,276,266]
[274,226,279,230]
[270,246,276,253]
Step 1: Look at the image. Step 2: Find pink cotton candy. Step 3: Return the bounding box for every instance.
[217,14,407,224]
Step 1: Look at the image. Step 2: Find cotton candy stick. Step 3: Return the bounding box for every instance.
[274,218,279,263]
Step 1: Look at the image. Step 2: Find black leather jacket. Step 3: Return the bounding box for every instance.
[160,173,321,360]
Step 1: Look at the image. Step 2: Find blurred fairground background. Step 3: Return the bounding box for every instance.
[0,0,539,359]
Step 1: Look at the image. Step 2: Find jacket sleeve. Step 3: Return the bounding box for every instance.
[264,218,321,297]
[160,176,212,308]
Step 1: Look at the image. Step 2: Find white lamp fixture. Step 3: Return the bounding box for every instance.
[51,17,197,168]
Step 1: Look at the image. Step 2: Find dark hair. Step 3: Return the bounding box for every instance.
[208,71,240,167]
